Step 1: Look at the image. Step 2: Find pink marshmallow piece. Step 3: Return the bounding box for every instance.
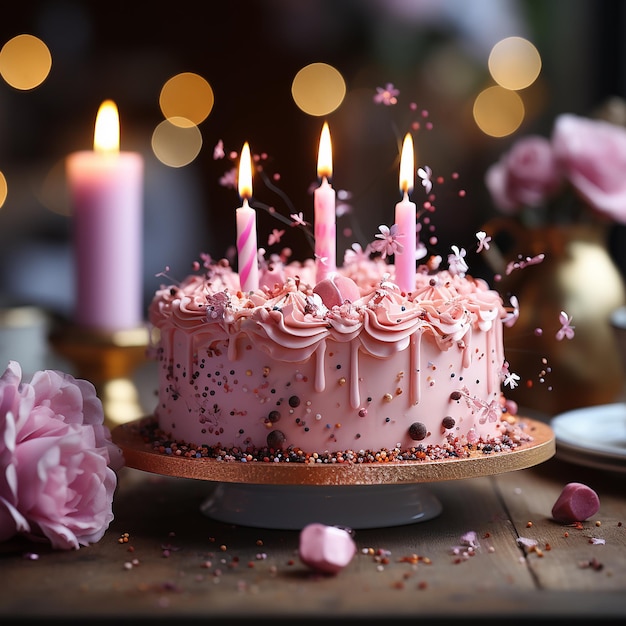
[551,482,600,523]
[313,274,360,309]
[298,523,357,575]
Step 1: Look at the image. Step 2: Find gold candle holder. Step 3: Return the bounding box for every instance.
[49,320,151,429]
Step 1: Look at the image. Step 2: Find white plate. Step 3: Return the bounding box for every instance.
[551,403,626,473]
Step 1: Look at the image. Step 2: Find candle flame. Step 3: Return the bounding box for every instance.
[94,100,120,154]
[317,121,332,179]
[399,133,414,195]
[238,142,253,200]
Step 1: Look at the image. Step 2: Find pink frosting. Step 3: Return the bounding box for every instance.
[149,256,512,452]
[148,259,506,365]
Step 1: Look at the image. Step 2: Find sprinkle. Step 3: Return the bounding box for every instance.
[133,415,533,465]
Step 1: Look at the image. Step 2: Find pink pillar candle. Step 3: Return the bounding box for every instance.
[394,133,416,293]
[314,122,336,283]
[66,100,144,331]
[236,142,259,292]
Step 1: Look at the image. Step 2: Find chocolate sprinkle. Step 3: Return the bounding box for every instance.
[442,416,456,429]
[408,422,428,441]
[267,410,281,423]
[267,430,286,449]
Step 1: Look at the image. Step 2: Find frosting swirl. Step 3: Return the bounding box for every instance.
[148,259,506,361]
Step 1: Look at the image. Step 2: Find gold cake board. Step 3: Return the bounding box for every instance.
[113,416,554,529]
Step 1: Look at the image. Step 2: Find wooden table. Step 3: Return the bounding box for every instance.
[1,412,625,624]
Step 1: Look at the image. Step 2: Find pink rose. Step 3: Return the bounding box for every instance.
[0,361,124,550]
[552,113,626,223]
[485,135,564,213]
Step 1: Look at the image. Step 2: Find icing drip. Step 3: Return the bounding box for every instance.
[461,325,472,369]
[410,330,421,406]
[315,341,326,393]
[486,326,494,396]
[350,339,360,409]
[227,331,238,361]
[186,331,194,379]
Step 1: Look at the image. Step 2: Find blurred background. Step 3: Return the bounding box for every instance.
[1,0,626,394]
[2,0,625,309]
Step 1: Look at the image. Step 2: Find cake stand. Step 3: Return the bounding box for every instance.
[112,416,555,529]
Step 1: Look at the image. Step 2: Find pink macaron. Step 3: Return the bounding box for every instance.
[313,274,360,308]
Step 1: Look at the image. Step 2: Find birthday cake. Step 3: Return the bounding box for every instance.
[146,121,527,462]
[147,251,523,461]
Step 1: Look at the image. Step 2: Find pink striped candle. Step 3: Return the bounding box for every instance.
[394,133,416,293]
[314,122,336,283]
[236,142,259,292]
[66,100,144,331]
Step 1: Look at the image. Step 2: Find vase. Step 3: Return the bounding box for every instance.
[483,217,626,416]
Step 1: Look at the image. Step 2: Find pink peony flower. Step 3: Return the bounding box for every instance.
[486,112,626,225]
[0,361,124,550]
[552,113,626,223]
[485,135,563,214]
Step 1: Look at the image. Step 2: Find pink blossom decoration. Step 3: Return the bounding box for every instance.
[219,167,237,189]
[503,371,521,389]
[460,530,479,548]
[447,245,468,276]
[0,361,123,550]
[475,230,491,253]
[503,294,520,328]
[373,83,399,106]
[418,166,433,194]
[267,228,285,246]
[517,537,538,549]
[290,212,308,227]
[370,224,403,259]
[556,311,575,341]
[213,139,225,160]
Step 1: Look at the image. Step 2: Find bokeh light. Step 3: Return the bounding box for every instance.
[0,34,52,90]
[159,72,214,127]
[473,86,525,137]
[488,37,541,91]
[292,63,346,116]
[0,171,7,208]
[151,117,203,167]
